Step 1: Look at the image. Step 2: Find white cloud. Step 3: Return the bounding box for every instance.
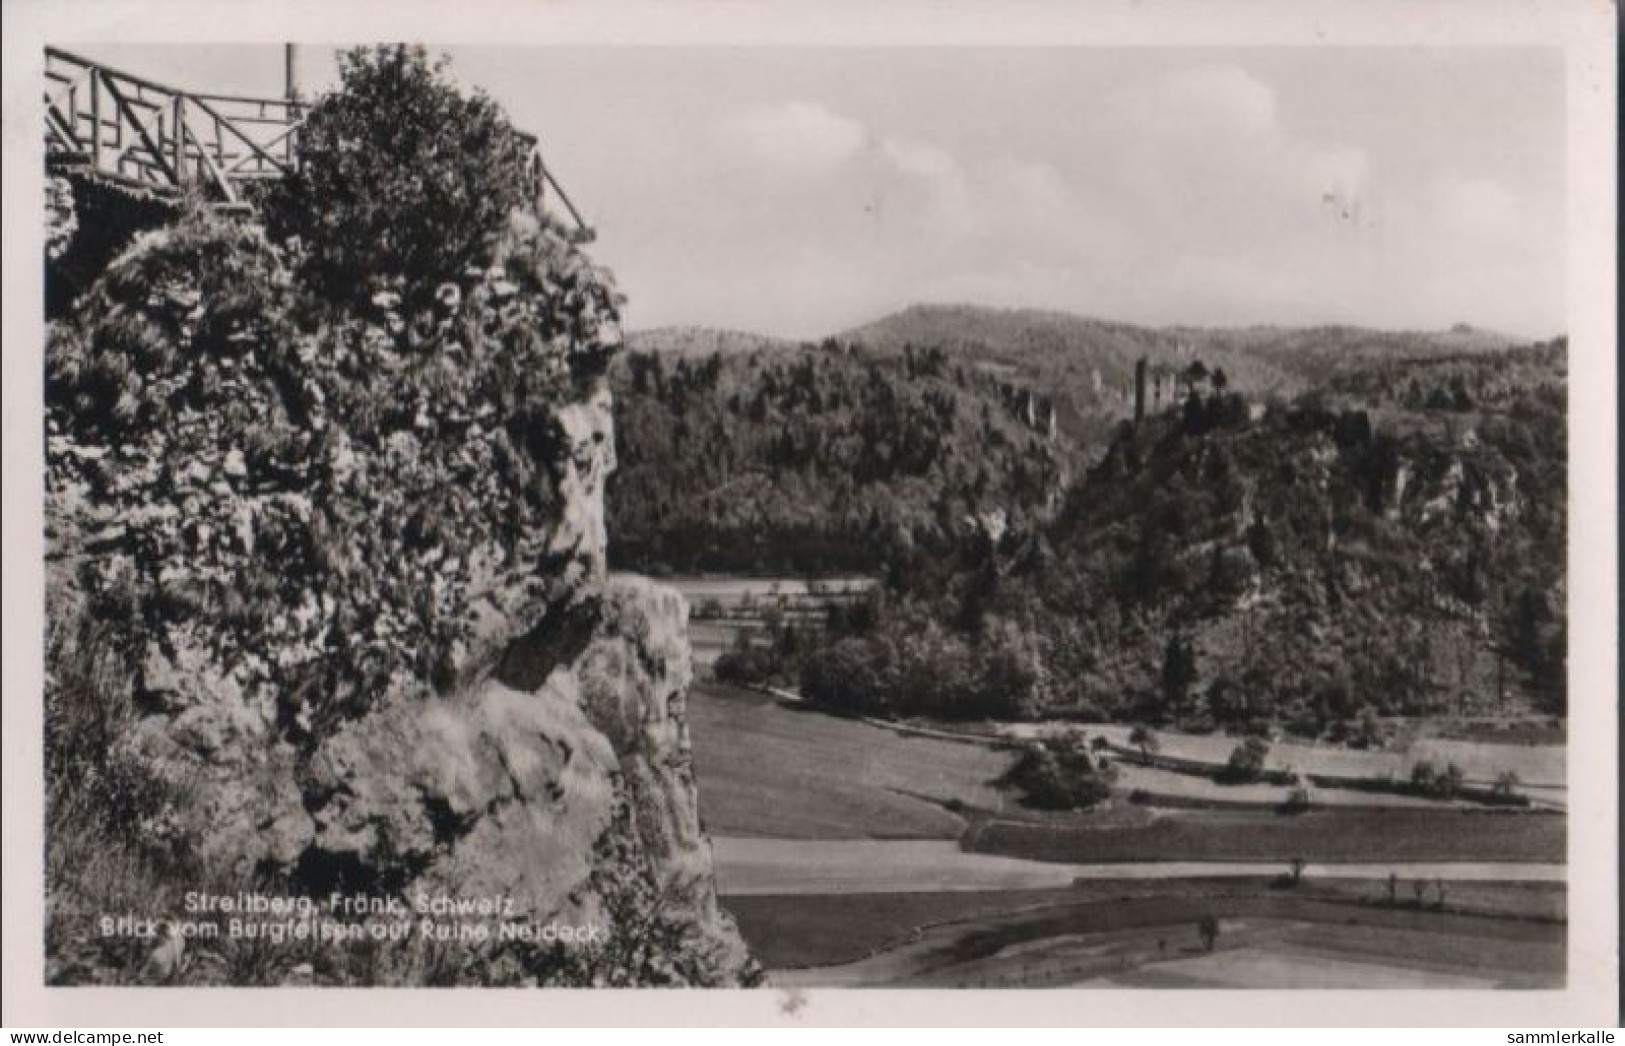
[599,54,1561,338]
[881,136,962,184]
[1153,64,1279,140]
[719,101,868,169]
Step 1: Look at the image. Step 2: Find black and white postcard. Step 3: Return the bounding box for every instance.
[2,0,1616,1029]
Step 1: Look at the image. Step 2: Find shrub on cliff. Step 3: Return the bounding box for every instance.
[46,207,301,443]
[265,45,535,306]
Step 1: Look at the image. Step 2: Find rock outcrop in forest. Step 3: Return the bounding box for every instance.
[43,47,753,987]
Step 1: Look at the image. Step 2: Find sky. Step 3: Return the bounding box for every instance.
[69,44,1567,339]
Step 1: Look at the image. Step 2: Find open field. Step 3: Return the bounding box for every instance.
[688,682,1537,835]
[966,808,1564,864]
[687,683,1015,839]
[740,885,1564,987]
[1108,760,1460,809]
[662,574,876,602]
[1080,938,1498,989]
[713,836,1562,895]
[687,659,1567,989]
[1012,723,1565,789]
[689,683,1564,858]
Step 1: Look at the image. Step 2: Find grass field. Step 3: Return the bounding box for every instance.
[688,683,1015,839]
[1108,760,1453,809]
[965,808,1565,864]
[1033,723,1565,789]
[689,667,1567,989]
[712,836,1561,896]
[724,879,1565,970]
[736,883,1565,987]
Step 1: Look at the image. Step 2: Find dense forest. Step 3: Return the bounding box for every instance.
[649,315,1569,735]
[607,337,1073,573]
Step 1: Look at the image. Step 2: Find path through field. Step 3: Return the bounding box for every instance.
[712,836,1564,895]
[682,651,1567,989]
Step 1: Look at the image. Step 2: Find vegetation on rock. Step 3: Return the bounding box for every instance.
[44,48,746,987]
[263,45,538,307]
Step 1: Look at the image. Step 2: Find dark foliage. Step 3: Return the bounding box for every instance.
[609,339,1068,574]
[1004,733,1118,810]
[791,342,1566,728]
[263,45,535,306]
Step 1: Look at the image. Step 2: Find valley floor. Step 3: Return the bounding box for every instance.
[687,682,1567,989]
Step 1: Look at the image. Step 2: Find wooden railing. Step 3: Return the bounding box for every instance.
[515,130,596,242]
[45,46,303,208]
[44,46,594,238]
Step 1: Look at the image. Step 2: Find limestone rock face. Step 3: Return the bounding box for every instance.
[307,670,620,912]
[44,209,753,985]
[572,576,751,974]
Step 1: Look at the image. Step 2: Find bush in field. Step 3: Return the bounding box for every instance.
[265,45,534,305]
[1218,736,1270,784]
[712,640,782,687]
[1198,914,1220,952]
[1279,785,1313,815]
[1005,734,1116,810]
[800,637,891,716]
[1127,725,1159,765]
[1409,759,1466,799]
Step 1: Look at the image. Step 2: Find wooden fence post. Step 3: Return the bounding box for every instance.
[89,70,103,169]
[173,96,187,185]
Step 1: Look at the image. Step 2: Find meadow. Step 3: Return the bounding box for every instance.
[737,882,1564,988]
[688,682,1567,988]
[687,683,1012,839]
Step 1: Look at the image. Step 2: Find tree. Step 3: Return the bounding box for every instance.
[265,45,535,305]
[1220,736,1270,784]
[1129,725,1159,766]
[1245,519,1278,569]
[1197,914,1220,952]
[1160,634,1198,710]
[1491,770,1522,802]
[1506,587,1566,713]
[1353,706,1384,749]
[1005,736,1116,811]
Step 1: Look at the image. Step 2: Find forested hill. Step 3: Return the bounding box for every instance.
[627,326,797,358]
[848,304,1534,431]
[610,309,1560,578]
[607,336,1072,574]
[795,338,1567,727]
[846,304,1303,439]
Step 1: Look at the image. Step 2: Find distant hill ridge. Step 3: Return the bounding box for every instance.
[634,304,1529,361]
[632,306,1534,426]
[626,326,799,357]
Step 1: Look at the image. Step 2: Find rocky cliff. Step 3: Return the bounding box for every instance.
[44,201,754,985]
